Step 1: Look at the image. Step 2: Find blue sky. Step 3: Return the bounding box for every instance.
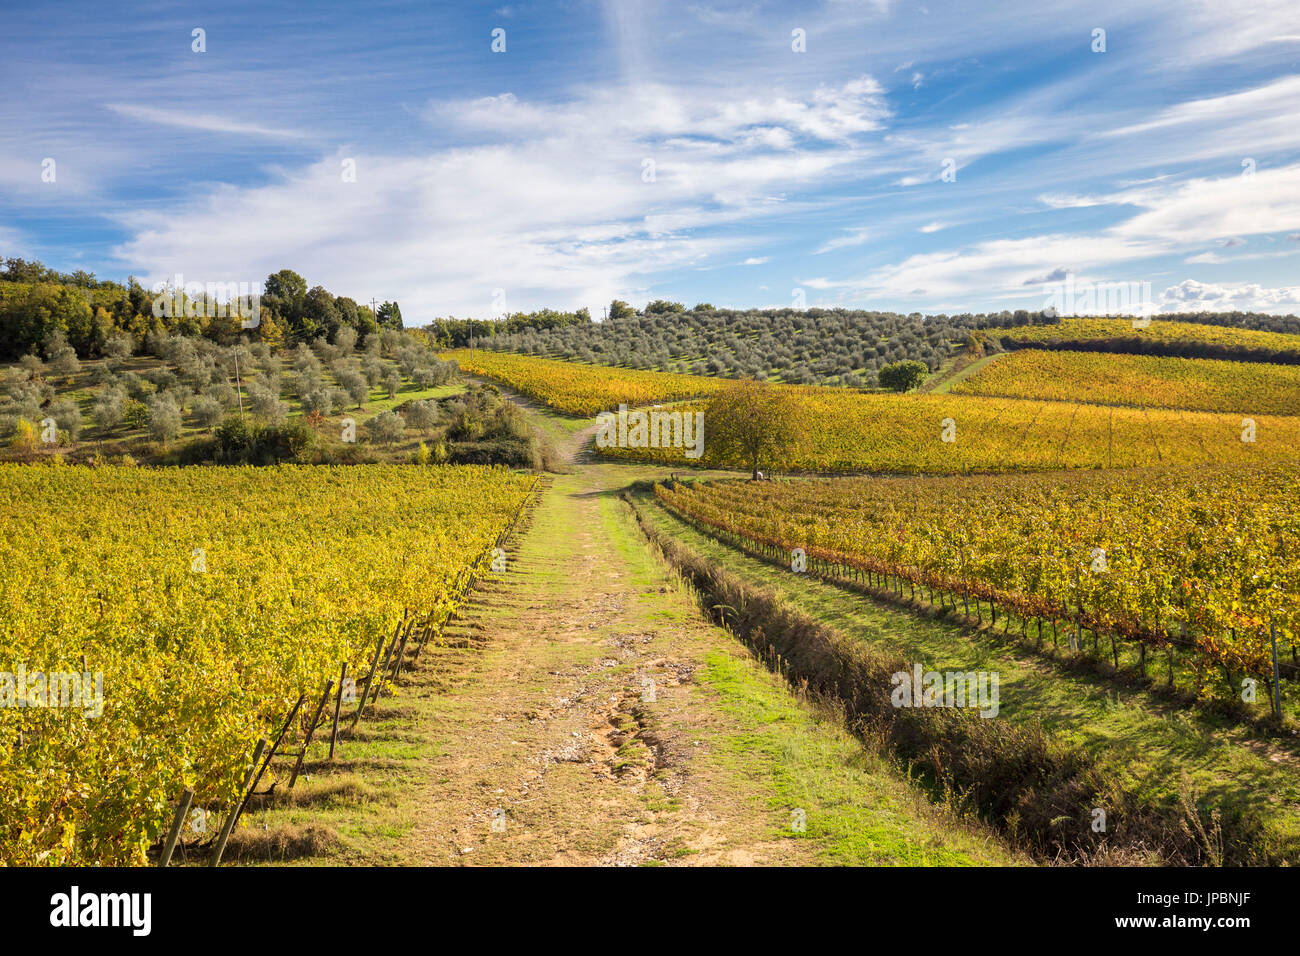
[2,0,1299,321]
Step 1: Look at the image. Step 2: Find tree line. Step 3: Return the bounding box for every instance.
[0,259,402,360]
[458,301,1300,388]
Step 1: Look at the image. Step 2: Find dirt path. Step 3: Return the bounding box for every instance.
[401,469,799,864]
[375,459,1010,865]
[255,395,1013,866]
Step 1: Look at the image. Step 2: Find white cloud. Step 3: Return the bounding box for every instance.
[825,164,1300,309]
[106,104,307,140]
[814,227,871,253]
[111,77,892,319]
[438,76,890,146]
[1160,279,1300,311]
[1038,194,1118,209]
[1112,164,1300,245]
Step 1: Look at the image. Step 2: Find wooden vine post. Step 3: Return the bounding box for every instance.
[290,679,335,789]
[158,787,194,867]
[210,738,267,866]
[329,662,347,760]
[1270,620,1283,721]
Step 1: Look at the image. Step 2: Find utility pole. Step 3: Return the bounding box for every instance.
[232,346,244,417]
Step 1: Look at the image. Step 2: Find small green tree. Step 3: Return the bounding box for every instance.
[192,395,223,429]
[404,399,438,433]
[122,399,150,431]
[93,389,126,430]
[146,395,182,443]
[365,410,405,446]
[705,378,803,479]
[878,360,928,392]
[608,299,635,320]
[645,299,685,314]
[376,301,403,329]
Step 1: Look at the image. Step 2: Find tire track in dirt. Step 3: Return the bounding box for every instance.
[401,465,810,865]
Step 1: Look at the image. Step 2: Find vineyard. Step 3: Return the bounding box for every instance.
[1004,318,1300,361]
[0,462,534,865]
[655,466,1300,707]
[445,348,723,416]
[595,386,1300,473]
[953,350,1300,415]
[433,351,1300,474]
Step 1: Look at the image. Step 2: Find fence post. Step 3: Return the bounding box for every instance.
[329,663,347,760]
[371,627,401,702]
[210,738,266,866]
[389,621,413,681]
[234,695,305,829]
[158,788,194,867]
[351,627,391,731]
[290,679,335,789]
[1271,621,1284,721]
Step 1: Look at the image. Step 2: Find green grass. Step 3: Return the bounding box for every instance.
[345,381,465,422]
[634,487,1300,862]
[928,352,1004,394]
[695,649,1013,865]
[595,475,1014,864]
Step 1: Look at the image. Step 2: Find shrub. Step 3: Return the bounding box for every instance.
[248,383,287,423]
[300,387,333,416]
[334,325,358,354]
[121,372,154,400]
[362,358,386,386]
[207,416,315,465]
[9,418,38,453]
[192,395,223,429]
[337,370,369,408]
[403,399,438,433]
[364,410,405,446]
[49,345,81,380]
[147,395,182,443]
[122,399,149,430]
[205,383,239,409]
[47,398,82,441]
[878,359,929,392]
[102,333,134,361]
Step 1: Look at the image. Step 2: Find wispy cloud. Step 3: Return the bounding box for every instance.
[4,0,1300,315]
[107,104,308,140]
[815,227,871,253]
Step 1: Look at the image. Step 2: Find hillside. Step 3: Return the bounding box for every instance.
[1002,317,1300,363]
[952,350,1300,415]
